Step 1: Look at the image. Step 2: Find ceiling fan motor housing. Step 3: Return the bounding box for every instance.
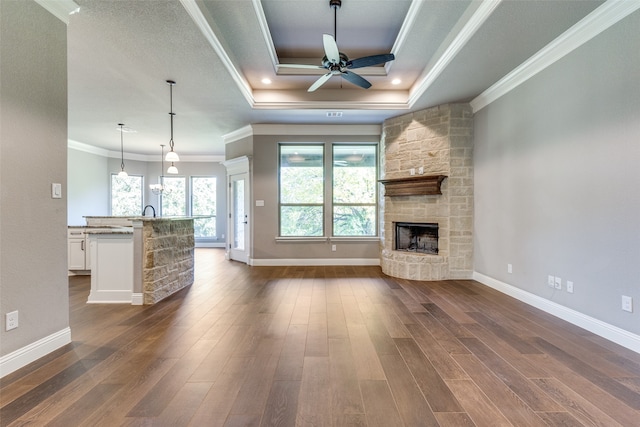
[322,52,349,70]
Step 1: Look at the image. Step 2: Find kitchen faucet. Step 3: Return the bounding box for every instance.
[142,205,156,217]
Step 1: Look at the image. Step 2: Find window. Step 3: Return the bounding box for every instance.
[111,174,143,216]
[161,176,186,217]
[191,176,216,238]
[279,145,324,236]
[333,145,377,236]
[278,143,378,238]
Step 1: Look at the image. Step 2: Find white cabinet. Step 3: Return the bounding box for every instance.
[68,229,91,270]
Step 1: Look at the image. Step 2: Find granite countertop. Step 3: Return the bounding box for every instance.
[84,216,212,221]
[85,227,133,235]
[68,225,129,229]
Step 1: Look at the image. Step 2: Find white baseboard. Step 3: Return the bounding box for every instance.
[251,258,381,267]
[131,293,143,305]
[87,290,133,304]
[195,242,225,248]
[473,272,640,354]
[0,327,71,378]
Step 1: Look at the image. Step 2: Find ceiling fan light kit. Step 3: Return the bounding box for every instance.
[278,0,395,92]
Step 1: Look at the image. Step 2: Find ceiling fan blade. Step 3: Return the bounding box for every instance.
[308,72,333,92]
[341,70,372,89]
[322,34,340,64]
[346,53,395,69]
[278,64,325,70]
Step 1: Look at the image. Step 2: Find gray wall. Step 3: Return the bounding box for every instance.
[1,1,70,355]
[68,148,109,224]
[473,11,640,334]
[250,134,380,261]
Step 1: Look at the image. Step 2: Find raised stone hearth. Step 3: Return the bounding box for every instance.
[380,103,473,280]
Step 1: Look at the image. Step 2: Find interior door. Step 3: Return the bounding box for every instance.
[229,172,249,263]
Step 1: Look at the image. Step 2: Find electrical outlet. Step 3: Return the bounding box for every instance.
[622,295,633,313]
[554,277,562,290]
[507,264,513,274]
[418,166,424,175]
[547,275,555,288]
[331,244,337,252]
[566,281,573,293]
[6,311,18,331]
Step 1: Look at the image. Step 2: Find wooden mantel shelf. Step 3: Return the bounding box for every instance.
[379,175,447,196]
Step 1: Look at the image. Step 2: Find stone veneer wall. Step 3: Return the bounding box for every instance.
[143,219,195,304]
[380,103,473,280]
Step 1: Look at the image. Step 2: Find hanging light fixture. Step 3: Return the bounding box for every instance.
[117,123,128,177]
[149,144,166,194]
[165,80,180,170]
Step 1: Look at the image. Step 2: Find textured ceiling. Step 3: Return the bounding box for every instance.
[65,0,604,157]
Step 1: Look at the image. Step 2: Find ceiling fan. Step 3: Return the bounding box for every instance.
[278,0,395,92]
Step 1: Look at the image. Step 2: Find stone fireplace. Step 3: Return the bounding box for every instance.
[380,103,473,280]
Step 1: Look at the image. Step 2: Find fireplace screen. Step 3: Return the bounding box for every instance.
[395,222,438,254]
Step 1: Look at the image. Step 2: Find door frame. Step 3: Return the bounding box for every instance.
[222,156,251,264]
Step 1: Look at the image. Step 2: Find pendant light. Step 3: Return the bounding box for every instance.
[165,80,180,173]
[117,123,128,177]
[149,144,166,194]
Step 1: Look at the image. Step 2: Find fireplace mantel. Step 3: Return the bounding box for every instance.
[379,175,447,196]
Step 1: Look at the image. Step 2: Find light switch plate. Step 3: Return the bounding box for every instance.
[51,183,62,199]
[554,277,562,290]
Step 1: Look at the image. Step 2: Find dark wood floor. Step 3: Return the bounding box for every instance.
[2,248,640,426]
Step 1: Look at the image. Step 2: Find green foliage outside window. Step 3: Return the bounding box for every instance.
[279,145,324,236]
[278,144,377,237]
[332,152,377,236]
[191,177,216,238]
[161,177,186,217]
[111,174,143,216]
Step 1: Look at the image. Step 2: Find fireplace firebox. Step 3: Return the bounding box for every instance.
[395,222,438,254]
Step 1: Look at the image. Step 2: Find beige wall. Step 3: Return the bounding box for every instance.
[1,1,70,361]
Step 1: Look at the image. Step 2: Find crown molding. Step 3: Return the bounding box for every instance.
[179,0,255,106]
[34,0,79,24]
[252,0,279,73]
[223,123,381,143]
[223,125,254,144]
[408,0,502,107]
[68,139,109,157]
[250,123,381,136]
[471,0,640,113]
[388,0,424,74]
[68,140,222,162]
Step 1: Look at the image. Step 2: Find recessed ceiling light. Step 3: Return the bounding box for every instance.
[261,78,272,85]
[391,78,401,85]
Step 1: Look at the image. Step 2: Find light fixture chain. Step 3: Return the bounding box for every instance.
[169,83,174,152]
[119,123,126,173]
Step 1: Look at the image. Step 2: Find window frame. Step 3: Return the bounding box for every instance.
[277,142,379,240]
[331,143,379,237]
[278,143,326,237]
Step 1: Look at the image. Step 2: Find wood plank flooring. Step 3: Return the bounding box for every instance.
[2,248,640,426]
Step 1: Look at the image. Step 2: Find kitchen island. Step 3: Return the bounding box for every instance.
[84,216,195,305]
